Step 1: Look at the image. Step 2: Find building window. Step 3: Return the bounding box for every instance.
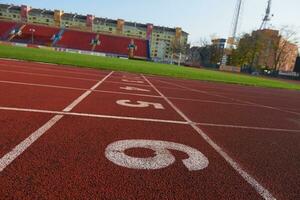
[12,14,16,18]
[0,13,3,16]
[109,28,112,31]
[46,19,50,22]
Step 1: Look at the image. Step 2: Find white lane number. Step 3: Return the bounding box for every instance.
[122,79,144,84]
[105,139,209,171]
[116,100,164,109]
[120,86,150,92]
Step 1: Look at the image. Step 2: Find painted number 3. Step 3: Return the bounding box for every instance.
[105,140,209,171]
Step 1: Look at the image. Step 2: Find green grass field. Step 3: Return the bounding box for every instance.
[0,44,299,90]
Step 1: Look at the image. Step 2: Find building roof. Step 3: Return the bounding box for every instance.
[0,4,10,9]
[125,21,147,29]
[28,8,54,16]
[0,3,189,36]
[93,17,116,25]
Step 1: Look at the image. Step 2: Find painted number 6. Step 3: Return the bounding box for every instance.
[105,140,209,171]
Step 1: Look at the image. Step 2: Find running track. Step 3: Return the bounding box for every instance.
[0,59,300,199]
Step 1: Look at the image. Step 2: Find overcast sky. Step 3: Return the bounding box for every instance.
[1,0,299,46]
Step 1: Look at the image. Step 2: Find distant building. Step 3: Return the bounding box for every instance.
[294,56,300,73]
[251,29,298,72]
[186,38,226,68]
[0,3,188,62]
[211,38,226,49]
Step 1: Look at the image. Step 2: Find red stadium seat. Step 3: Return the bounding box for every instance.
[12,24,60,45]
[0,21,17,40]
[0,20,149,59]
[56,29,96,51]
[94,34,148,58]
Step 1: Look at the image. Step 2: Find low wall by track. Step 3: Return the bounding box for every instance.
[219,65,241,73]
[0,41,129,59]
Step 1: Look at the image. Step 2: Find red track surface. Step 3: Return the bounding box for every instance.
[0,58,300,199]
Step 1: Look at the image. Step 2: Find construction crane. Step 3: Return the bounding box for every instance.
[260,0,273,30]
[229,0,244,47]
[221,0,244,65]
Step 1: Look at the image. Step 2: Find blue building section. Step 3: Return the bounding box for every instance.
[146,40,151,60]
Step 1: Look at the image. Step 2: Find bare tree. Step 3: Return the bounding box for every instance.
[272,26,299,71]
[171,38,189,66]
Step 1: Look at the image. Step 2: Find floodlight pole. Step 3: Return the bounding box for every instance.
[29,28,35,44]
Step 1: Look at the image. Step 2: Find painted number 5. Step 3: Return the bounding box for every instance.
[116,100,165,110]
[105,139,209,171]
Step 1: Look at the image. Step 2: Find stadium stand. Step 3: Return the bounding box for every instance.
[0,20,17,40]
[56,29,96,51]
[0,19,149,59]
[95,34,148,58]
[11,24,60,45]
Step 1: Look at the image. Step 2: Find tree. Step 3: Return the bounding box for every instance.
[272,26,299,71]
[171,38,189,66]
[230,33,261,67]
[230,27,299,72]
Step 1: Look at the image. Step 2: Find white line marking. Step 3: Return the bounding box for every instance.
[0,62,106,77]
[121,79,144,84]
[168,96,251,106]
[3,79,281,108]
[0,69,100,82]
[95,90,161,98]
[155,79,300,116]
[64,71,114,112]
[0,115,63,172]
[0,80,162,98]
[0,106,189,125]
[196,122,300,133]
[0,71,114,172]
[0,58,109,75]
[0,80,87,91]
[142,75,276,200]
[1,106,299,133]
[106,80,153,87]
[120,86,151,92]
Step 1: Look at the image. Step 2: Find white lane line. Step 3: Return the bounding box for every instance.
[0,106,188,125]
[0,115,63,172]
[0,69,100,82]
[94,90,162,98]
[0,58,109,75]
[196,122,300,133]
[106,80,153,87]
[1,106,299,133]
[0,80,162,98]
[0,62,107,77]
[0,80,87,91]
[0,71,114,172]
[63,71,114,112]
[155,78,300,116]
[142,75,276,200]
[168,96,252,106]
[1,78,297,112]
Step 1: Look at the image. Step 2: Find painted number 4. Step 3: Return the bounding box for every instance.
[105,140,209,171]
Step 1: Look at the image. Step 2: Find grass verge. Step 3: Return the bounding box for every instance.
[0,44,299,90]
